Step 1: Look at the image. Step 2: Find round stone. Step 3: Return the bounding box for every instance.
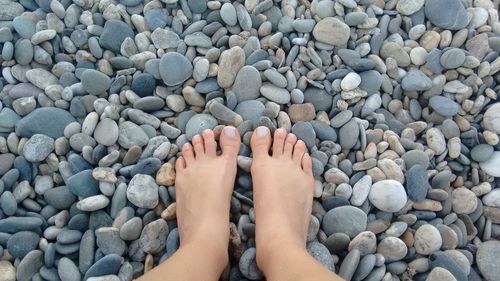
[80,69,111,95]
[440,48,466,69]
[16,108,76,139]
[99,20,135,52]
[185,114,218,140]
[406,165,429,202]
[396,0,424,15]
[470,144,494,162]
[483,189,500,208]
[220,3,237,26]
[322,206,367,238]
[22,134,55,162]
[312,17,350,46]
[401,69,432,91]
[127,174,159,209]
[482,103,500,134]
[159,52,193,86]
[429,96,459,117]
[452,187,478,214]
[477,241,500,281]
[425,0,469,30]
[341,73,361,91]
[377,237,408,262]
[426,128,446,155]
[368,180,407,212]
[426,267,457,281]
[307,242,334,271]
[239,248,263,280]
[414,224,442,255]
[480,151,500,177]
[7,231,39,258]
[131,73,156,97]
[94,119,119,146]
[0,261,16,281]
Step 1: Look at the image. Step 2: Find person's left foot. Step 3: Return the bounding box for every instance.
[174,126,241,260]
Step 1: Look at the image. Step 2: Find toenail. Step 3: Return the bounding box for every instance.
[223,126,236,138]
[202,129,212,135]
[256,126,269,138]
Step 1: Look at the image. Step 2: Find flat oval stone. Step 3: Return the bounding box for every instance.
[260,83,290,104]
[185,114,218,140]
[429,96,459,117]
[368,180,407,212]
[425,0,469,30]
[16,108,76,138]
[477,241,500,281]
[482,103,500,134]
[322,206,367,238]
[159,52,193,86]
[7,231,39,258]
[232,66,261,102]
[44,186,77,209]
[479,151,500,177]
[94,119,119,146]
[99,20,134,53]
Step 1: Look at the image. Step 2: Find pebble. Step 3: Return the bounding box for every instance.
[425,0,469,30]
[452,187,478,214]
[127,174,159,209]
[414,224,442,255]
[406,165,429,202]
[341,73,362,91]
[476,241,500,281]
[7,231,39,258]
[480,151,500,177]
[482,103,500,134]
[58,257,81,281]
[139,219,168,254]
[22,134,54,162]
[426,267,457,281]
[16,250,43,281]
[339,120,359,151]
[377,237,408,262]
[185,114,218,140]
[99,20,134,53]
[307,242,334,271]
[429,96,460,117]
[401,69,432,91]
[239,248,263,280]
[440,48,465,69]
[322,206,367,238]
[159,52,193,86]
[16,108,76,139]
[313,17,350,46]
[426,128,446,155]
[368,180,407,212]
[260,83,291,104]
[94,119,119,146]
[218,46,245,89]
[0,261,16,281]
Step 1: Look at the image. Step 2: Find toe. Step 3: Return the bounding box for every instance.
[192,134,205,158]
[272,128,287,157]
[293,140,307,163]
[220,126,241,158]
[283,133,297,158]
[175,156,186,172]
[250,126,272,159]
[301,153,313,176]
[202,129,217,157]
[182,143,195,165]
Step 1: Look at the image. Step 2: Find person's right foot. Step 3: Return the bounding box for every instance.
[250,126,315,270]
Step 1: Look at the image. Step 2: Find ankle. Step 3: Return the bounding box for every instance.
[256,235,305,273]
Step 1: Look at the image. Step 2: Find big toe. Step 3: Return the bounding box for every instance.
[250,126,272,159]
[220,126,241,158]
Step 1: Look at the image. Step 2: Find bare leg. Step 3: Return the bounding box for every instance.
[138,127,241,281]
[250,126,343,281]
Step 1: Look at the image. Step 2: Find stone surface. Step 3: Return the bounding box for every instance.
[414,224,442,255]
[313,17,350,46]
[476,241,500,281]
[16,108,75,138]
[322,206,367,238]
[127,174,159,209]
[159,52,193,86]
[22,134,54,162]
[368,180,407,212]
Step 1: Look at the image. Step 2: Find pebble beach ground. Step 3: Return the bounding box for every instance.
[0,0,500,280]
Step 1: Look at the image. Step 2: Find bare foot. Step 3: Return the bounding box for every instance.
[250,127,314,271]
[174,126,241,263]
